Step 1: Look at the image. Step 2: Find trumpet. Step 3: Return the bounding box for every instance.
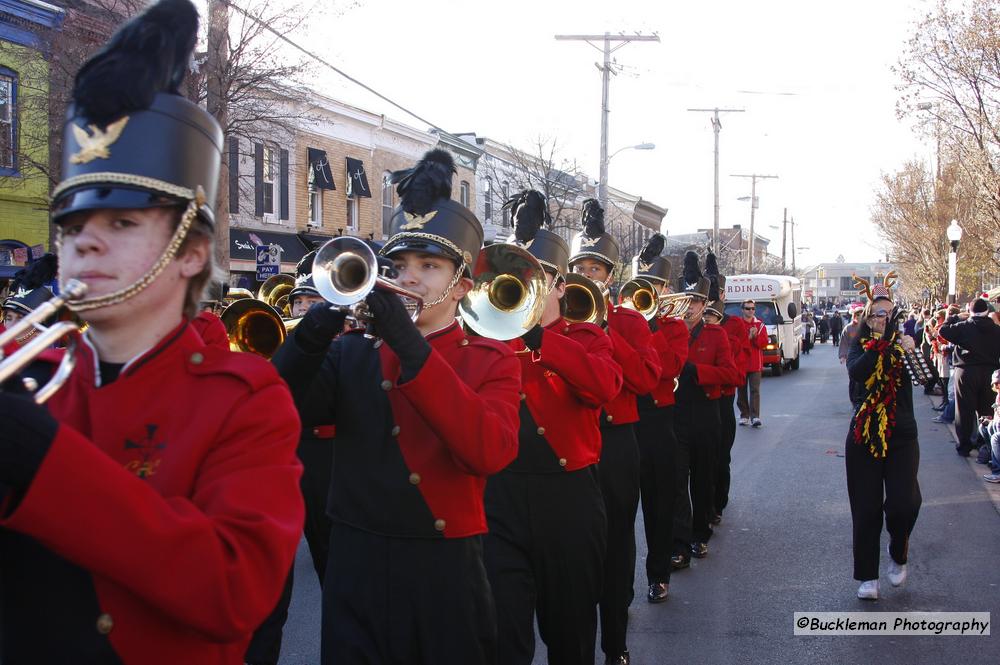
[564,273,608,325]
[618,277,658,320]
[460,244,547,341]
[657,292,692,319]
[0,279,88,403]
[311,236,424,324]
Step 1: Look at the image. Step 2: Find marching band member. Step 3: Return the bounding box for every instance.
[570,199,660,665]
[631,234,689,603]
[0,2,305,663]
[485,190,621,665]
[672,251,738,565]
[704,251,748,524]
[191,282,229,350]
[272,149,521,664]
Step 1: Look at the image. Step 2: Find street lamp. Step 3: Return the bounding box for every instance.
[600,143,655,209]
[946,219,963,304]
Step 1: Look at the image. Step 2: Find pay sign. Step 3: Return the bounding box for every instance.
[256,244,282,281]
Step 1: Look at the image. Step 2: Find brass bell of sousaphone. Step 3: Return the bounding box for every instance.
[459,243,548,341]
[220,298,286,358]
[564,273,608,326]
[618,277,658,320]
[311,236,424,322]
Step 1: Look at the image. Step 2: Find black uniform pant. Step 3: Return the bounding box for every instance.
[245,568,294,665]
[845,435,922,581]
[636,405,677,584]
[598,423,640,658]
[484,467,607,665]
[674,397,720,550]
[322,523,497,665]
[299,438,334,583]
[832,329,841,346]
[715,393,737,514]
[954,365,997,451]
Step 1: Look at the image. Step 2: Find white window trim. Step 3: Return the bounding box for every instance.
[347,196,359,232]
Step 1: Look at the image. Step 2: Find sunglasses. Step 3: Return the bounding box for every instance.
[742,306,755,311]
[868,312,890,319]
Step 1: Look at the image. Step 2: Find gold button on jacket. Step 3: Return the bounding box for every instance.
[380,379,393,391]
[536,426,545,435]
[96,613,114,635]
[434,518,446,531]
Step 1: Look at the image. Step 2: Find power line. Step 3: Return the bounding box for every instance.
[220,0,443,131]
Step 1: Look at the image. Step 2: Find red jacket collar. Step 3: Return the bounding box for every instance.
[77,320,199,387]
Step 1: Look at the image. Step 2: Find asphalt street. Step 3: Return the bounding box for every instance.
[277,340,999,665]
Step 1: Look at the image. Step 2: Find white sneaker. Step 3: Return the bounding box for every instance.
[751,418,763,428]
[887,545,908,587]
[739,417,750,426]
[857,579,879,600]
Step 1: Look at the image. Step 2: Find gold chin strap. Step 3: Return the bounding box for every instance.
[421,263,466,309]
[58,192,202,313]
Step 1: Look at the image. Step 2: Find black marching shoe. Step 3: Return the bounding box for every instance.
[671,553,690,570]
[605,650,630,665]
[647,582,669,603]
[710,512,722,525]
[690,541,709,558]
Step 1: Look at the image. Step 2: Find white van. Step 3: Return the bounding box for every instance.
[723,274,803,375]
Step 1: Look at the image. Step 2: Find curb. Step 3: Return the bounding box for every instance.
[927,394,1000,517]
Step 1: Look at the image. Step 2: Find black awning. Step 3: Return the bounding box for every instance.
[230,229,309,264]
[346,157,372,198]
[308,148,335,190]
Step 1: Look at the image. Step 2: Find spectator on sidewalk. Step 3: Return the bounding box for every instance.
[978,371,1000,483]
[738,299,768,427]
[937,298,1000,456]
[830,310,844,346]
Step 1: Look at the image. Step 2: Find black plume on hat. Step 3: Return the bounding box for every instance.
[72,0,199,125]
[581,198,605,236]
[296,251,316,278]
[639,233,665,263]
[11,253,58,292]
[505,189,550,244]
[683,250,702,285]
[704,249,721,301]
[390,148,455,215]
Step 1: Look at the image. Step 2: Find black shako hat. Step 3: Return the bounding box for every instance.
[3,285,54,316]
[503,189,569,276]
[677,250,711,300]
[570,198,620,268]
[50,0,222,226]
[382,149,483,270]
[632,233,671,285]
[289,250,319,299]
[704,249,726,316]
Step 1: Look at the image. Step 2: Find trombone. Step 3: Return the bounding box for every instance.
[618,277,658,320]
[460,243,547,341]
[0,279,88,403]
[564,273,608,326]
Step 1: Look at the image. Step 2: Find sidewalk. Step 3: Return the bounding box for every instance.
[924,393,1000,516]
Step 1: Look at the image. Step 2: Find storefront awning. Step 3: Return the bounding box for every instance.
[346,157,371,198]
[308,148,335,190]
[230,229,310,265]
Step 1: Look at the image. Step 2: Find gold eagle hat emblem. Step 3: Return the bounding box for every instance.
[579,236,600,248]
[70,116,130,165]
[401,210,438,230]
[638,260,653,272]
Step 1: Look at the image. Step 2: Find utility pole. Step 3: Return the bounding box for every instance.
[790,216,796,273]
[688,108,744,254]
[556,32,659,209]
[731,173,778,272]
[781,207,788,270]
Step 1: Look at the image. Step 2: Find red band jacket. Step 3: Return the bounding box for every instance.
[273,320,521,539]
[645,316,689,408]
[680,321,739,401]
[745,317,769,373]
[0,323,304,665]
[505,318,622,473]
[603,306,661,425]
[190,310,229,350]
[720,315,750,396]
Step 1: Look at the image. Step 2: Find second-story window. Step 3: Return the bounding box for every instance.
[0,69,17,172]
[382,171,394,238]
[346,196,359,232]
[262,145,276,215]
[308,163,322,226]
[460,180,470,208]
[483,178,492,223]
